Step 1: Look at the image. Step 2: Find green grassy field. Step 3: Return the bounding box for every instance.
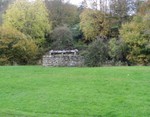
[0,66,150,117]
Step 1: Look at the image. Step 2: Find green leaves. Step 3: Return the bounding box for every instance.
[120,14,150,65]
[3,0,51,45]
[84,39,108,67]
[108,38,128,62]
[45,0,79,28]
[51,26,74,50]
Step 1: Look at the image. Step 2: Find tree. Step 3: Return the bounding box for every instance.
[3,0,51,45]
[120,14,150,65]
[84,38,108,67]
[80,9,109,41]
[79,0,88,10]
[108,0,138,38]
[138,0,150,15]
[0,26,38,65]
[45,0,79,28]
[70,24,83,41]
[0,0,14,24]
[109,0,135,24]
[50,26,74,50]
[89,0,109,12]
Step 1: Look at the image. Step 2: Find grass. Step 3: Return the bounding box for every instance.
[0,66,150,117]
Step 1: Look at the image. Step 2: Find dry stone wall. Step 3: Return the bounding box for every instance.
[42,50,84,67]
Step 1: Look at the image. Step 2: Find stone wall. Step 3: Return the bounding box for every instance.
[42,53,84,67]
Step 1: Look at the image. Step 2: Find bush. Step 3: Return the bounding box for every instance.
[108,38,128,63]
[120,14,150,65]
[0,26,38,65]
[84,38,108,67]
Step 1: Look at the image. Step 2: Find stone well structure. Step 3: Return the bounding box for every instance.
[42,49,84,67]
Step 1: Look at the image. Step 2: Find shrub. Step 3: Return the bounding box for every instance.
[108,38,128,63]
[84,38,108,67]
[0,26,38,65]
[120,14,150,65]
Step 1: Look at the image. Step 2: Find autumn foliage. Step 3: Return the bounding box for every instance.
[0,26,38,65]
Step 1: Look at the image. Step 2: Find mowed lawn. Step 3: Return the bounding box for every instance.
[0,66,150,117]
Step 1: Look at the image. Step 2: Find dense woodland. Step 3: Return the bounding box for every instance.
[0,0,150,66]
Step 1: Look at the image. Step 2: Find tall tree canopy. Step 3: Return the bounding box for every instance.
[138,0,150,15]
[0,0,14,24]
[3,0,51,45]
[80,9,109,40]
[45,0,79,28]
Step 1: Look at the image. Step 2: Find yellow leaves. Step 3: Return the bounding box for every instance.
[127,54,149,65]
[80,9,109,40]
[120,14,150,65]
[13,38,38,57]
[0,26,38,65]
[3,0,51,42]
